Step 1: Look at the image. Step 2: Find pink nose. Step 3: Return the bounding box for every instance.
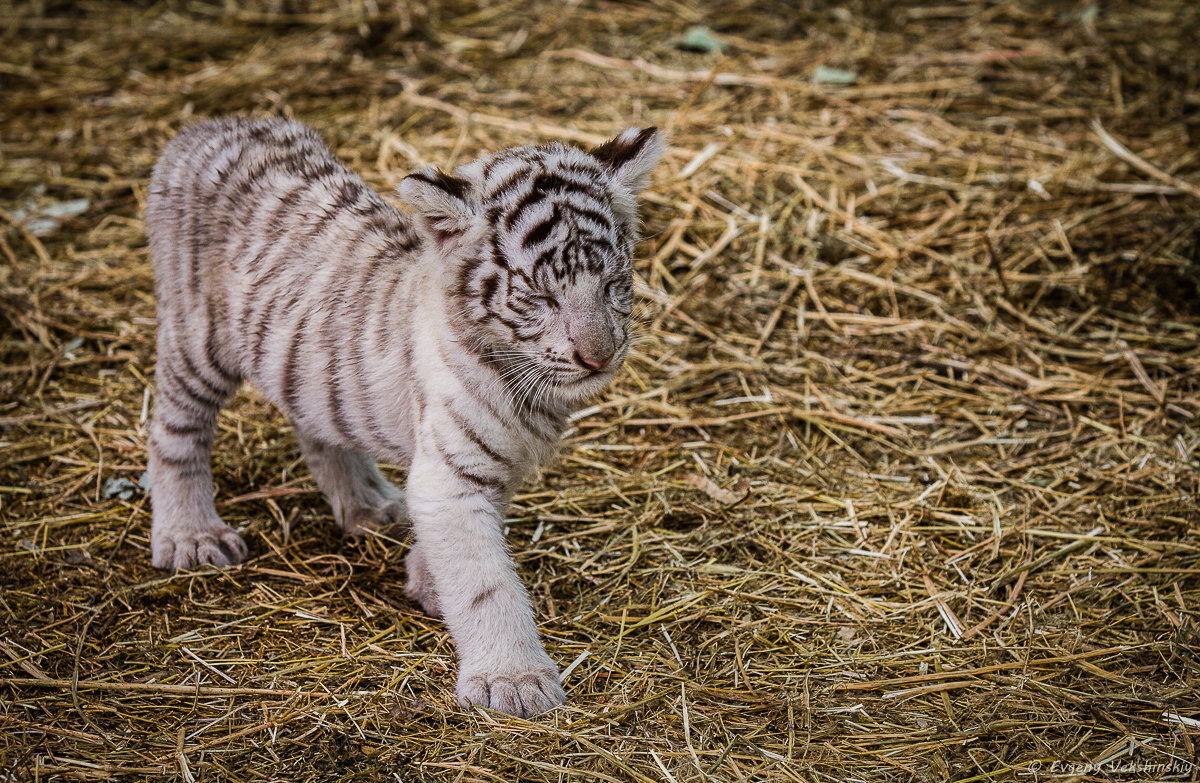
[573,348,613,372]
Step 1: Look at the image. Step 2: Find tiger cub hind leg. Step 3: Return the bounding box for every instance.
[404,544,442,618]
[295,432,408,537]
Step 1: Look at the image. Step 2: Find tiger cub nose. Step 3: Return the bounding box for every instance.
[573,347,614,372]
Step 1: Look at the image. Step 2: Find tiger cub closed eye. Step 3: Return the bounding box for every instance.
[145,116,664,717]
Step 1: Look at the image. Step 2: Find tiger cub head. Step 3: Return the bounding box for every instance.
[399,127,665,404]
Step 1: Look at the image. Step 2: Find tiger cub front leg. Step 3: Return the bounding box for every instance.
[148,343,247,570]
[405,443,565,718]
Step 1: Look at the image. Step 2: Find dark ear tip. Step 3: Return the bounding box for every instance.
[401,168,472,201]
[638,127,663,147]
[590,126,664,172]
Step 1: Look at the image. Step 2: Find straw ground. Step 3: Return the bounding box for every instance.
[2,1,1198,780]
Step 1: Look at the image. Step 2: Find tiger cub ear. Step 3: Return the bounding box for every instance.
[589,127,666,194]
[398,167,482,249]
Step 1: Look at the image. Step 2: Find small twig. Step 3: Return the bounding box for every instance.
[3,677,354,700]
[1118,340,1165,405]
[993,525,1106,584]
[960,570,1028,641]
[0,399,102,428]
[0,204,53,266]
[1091,120,1200,200]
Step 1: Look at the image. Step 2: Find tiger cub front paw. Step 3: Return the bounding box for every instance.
[456,655,566,718]
[152,517,247,570]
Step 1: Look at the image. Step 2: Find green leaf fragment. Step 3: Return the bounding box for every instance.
[677,26,725,54]
[812,65,858,84]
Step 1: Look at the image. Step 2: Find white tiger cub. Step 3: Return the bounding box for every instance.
[145,116,664,717]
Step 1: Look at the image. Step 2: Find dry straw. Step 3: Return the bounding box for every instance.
[2,1,1198,780]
